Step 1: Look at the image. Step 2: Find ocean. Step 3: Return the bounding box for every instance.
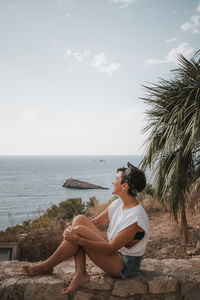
[0,155,147,231]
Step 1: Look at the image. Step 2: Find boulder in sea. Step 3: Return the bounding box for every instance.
[63,178,108,190]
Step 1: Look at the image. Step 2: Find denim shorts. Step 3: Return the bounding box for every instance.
[119,252,143,279]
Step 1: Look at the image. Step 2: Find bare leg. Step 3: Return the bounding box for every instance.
[67,215,122,277]
[22,215,122,291]
[22,239,79,276]
[75,246,87,274]
[61,215,102,294]
[61,247,90,294]
[21,215,102,277]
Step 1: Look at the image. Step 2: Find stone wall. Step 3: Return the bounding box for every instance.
[0,258,200,300]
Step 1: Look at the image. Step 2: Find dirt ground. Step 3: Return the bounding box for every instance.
[144,208,200,259]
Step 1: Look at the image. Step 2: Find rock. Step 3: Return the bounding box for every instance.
[187,238,200,256]
[148,276,178,294]
[74,291,93,300]
[160,245,175,255]
[84,275,113,290]
[112,277,147,297]
[63,178,108,190]
[0,258,200,299]
[181,280,200,300]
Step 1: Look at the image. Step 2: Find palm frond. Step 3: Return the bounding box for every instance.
[140,49,200,226]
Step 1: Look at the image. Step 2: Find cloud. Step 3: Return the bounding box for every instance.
[166,43,194,62]
[110,0,135,3]
[110,0,135,8]
[145,43,194,65]
[181,15,200,33]
[166,37,176,43]
[91,52,120,75]
[145,58,164,65]
[64,49,90,62]
[197,4,200,12]
[50,38,57,43]
[64,50,120,75]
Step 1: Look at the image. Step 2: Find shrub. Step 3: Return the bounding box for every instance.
[19,220,64,261]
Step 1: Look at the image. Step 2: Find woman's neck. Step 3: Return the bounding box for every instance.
[120,193,138,210]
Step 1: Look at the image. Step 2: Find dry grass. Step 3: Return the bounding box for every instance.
[85,197,117,217]
[19,220,65,261]
[140,194,168,215]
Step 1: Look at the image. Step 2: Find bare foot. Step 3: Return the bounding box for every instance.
[21,263,53,276]
[61,272,90,294]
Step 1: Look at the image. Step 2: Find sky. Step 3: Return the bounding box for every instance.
[0,0,199,155]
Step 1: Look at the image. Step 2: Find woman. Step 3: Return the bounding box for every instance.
[22,162,149,295]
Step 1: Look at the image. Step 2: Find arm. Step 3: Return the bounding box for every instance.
[65,222,140,256]
[91,207,109,227]
[80,222,140,255]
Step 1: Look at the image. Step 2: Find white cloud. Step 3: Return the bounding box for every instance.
[145,58,164,65]
[83,51,91,56]
[73,52,84,62]
[64,49,90,62]
[64,14,70,18]
[110,0,135,8]
[64,50,120,75]
[145,43,194,65]
[92,52,120,75]
[50,38,57,43]
[181,15,200,33]
[66,49,72,56]
[92,52,107,68]
[166,43,194,62]
[197,4,200,12]
[166,37,176,43]
[111,0,135,3]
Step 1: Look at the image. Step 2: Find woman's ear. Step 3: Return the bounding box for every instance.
[122,182,129,192]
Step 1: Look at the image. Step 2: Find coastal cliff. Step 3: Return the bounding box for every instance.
[1,258,200,299]
[63,178,108,190]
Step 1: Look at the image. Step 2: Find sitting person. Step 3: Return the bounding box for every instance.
[22,162,149,295]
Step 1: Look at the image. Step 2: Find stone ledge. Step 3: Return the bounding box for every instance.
[0,258,200,300]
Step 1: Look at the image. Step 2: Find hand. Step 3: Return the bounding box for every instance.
[124,239,138,249]
[63,226,80,244]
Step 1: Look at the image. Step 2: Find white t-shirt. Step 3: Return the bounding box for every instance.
[107,198,149,256]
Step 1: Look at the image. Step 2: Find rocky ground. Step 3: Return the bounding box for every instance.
[1,258,200,299]
[144,208,200,259]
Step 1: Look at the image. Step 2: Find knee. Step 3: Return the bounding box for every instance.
[72,215,88,226]
[73,225,86,236]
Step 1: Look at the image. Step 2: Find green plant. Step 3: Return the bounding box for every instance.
[141,50,200,243]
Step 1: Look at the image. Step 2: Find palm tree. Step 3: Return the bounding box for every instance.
[141,50,200,243]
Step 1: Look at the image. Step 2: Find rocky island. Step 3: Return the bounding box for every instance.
[63,178,108,190]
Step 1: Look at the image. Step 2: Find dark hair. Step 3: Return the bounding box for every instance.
[117,162,146,196]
